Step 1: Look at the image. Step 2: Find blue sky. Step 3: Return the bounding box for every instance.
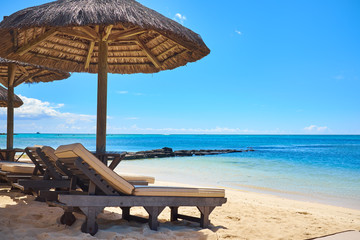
[0,0,359,134]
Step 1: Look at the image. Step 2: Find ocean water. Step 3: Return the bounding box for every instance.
[1,134,360,209]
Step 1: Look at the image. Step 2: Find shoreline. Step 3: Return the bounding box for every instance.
[116,161,360,211]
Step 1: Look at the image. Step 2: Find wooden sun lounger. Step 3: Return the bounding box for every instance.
[45,143,227,235]
[15,146,154,197]
[12,147,71,195]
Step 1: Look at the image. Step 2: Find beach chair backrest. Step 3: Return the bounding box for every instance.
[55,143,135,195]
[40,146,67,178]
[25,147,47,177]
[26,146,62,180]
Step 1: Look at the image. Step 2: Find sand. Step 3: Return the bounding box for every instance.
[0,179,360,240]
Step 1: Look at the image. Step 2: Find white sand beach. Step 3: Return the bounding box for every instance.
[0,179,359,240]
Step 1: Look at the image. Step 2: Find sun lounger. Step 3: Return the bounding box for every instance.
[15,146,155,196]
[46,143,226,235]
[12,147,71,195]
[40,145,155,185]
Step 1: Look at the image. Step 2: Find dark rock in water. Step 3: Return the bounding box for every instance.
[162,147,173,153]
[123,147,255,160]
[174,150,193,157]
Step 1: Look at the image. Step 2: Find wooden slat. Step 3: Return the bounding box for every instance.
[108,28,147,43]
[16,28,59,56]
[23,28,28,45]
[102,25,114,41]
[17,65,29,76]
[150,39,171,52]
[135,36,162,69]
[14,69,43,86]
[74,26,100,40]
[85,41,95,69]
[146,35,165,47]
[12,29,18,51]
[59,28,97,41]
[157,45,180,59]
[161,49,189,64]
[59,195,227,207]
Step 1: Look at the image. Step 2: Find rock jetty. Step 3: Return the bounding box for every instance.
[124,147,254,160]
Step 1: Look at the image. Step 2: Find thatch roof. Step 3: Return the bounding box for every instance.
[0,0,210,74]
[0,57,70,88]
[0,85,23,108]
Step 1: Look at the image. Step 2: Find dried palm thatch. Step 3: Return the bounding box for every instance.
[0,85,23,108]
[0,57,70,87]
[0,0,210,74]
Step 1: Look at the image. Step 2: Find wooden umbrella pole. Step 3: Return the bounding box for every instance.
[96,34,108,156]
[7,64,16,159]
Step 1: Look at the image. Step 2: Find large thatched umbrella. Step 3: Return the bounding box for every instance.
[0,85,23,108]
[0,0,210,154]
[0,57,70,159]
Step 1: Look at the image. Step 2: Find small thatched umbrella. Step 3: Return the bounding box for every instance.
[0,57,70,158]
[0,0,210,154]
[0,85,23,108]
[0,85,23,161]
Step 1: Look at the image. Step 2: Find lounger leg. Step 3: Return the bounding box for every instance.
[121,207,130,221]
[60,211,76,226]
[197,206,215,228]
[144,206,165,231]
[170,207,179,222]
[80,207,103,236]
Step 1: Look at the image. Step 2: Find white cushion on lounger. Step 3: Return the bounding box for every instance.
[1,164,35,174]
[46,146,153,184]
[41,146,58,162]
[133,186,225,197]
[55,143,135,195]
[121,175,155,184]
[0,162,33,169]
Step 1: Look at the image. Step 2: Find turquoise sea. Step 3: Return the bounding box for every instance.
[1,134,360,209]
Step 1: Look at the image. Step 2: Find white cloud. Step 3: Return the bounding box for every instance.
[235,30,242,35]
[0,95,96,133]
[304,125,329,132]
[117,91,128,94]
[174,13,187,24]
[14,95,95,122]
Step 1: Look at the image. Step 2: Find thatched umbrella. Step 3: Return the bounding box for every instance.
[0,85,23,161]
[0,0,210,154]
[0,57,70,158]
[0,85,23,108]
